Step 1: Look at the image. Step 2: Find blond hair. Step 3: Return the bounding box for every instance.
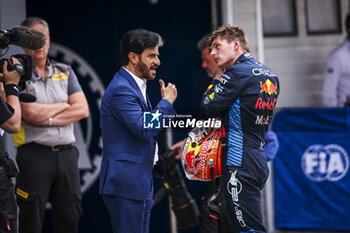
[208,25,249,52]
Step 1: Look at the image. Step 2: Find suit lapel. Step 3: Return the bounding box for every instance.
[146,94,152,110]
[119,68,149,110]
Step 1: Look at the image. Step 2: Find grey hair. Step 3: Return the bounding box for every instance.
[20,16,50,35]
[197,33,210,51]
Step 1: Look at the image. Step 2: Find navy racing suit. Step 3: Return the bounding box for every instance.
[200,52,279,233]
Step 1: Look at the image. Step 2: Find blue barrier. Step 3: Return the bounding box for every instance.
[272,108,350,231]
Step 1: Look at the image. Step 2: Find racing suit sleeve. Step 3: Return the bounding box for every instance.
[200,73,247,119]
[323,53,341,107]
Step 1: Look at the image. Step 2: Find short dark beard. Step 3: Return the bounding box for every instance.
[136,56,152,80]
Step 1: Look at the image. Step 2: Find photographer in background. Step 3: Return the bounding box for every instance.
[12,17,89,233]
[0,57,21,233]
[323,13,350,107]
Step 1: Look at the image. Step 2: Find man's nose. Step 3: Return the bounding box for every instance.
[154,56,160,66]
[202,61,207,69]
[210,50,216,56]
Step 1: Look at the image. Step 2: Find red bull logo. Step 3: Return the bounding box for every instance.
[255,97,277,110]
[197,141,210,170]
[260,79,278,95]
[185,150,196,171]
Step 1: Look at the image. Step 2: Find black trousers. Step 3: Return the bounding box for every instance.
[0,166,17,233]
[199,177,234,233]
[15,143,82,233]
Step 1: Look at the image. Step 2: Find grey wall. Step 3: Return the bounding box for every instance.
[0,0,26,159]
[0,0,26,54]
[264,0,348,107]
[221,0,348,107]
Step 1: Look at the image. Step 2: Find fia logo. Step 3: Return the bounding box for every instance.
[143,109,162,129]
[301,144,349,182]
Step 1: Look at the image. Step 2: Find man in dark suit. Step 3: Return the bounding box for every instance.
[99,28,177,233]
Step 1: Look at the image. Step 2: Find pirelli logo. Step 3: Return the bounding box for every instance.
[16,188,29,199]
[52,72,68,80]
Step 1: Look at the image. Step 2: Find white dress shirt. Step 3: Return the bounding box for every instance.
[123,67,159,165]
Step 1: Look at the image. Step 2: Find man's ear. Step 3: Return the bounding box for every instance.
[128,52,139,65]
[232,39,240,51]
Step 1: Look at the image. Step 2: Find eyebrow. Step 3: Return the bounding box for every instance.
[149,52,159,57]
[211,41,219,47]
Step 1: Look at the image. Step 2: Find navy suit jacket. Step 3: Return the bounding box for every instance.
[99,67,176,201]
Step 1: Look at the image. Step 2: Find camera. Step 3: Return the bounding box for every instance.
[0,54,32,90]
[154,149,199,230]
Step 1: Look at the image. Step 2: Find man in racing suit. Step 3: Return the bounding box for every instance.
[200,25,279,233]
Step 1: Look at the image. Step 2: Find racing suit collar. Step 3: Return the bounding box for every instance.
[226,52,252,72]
